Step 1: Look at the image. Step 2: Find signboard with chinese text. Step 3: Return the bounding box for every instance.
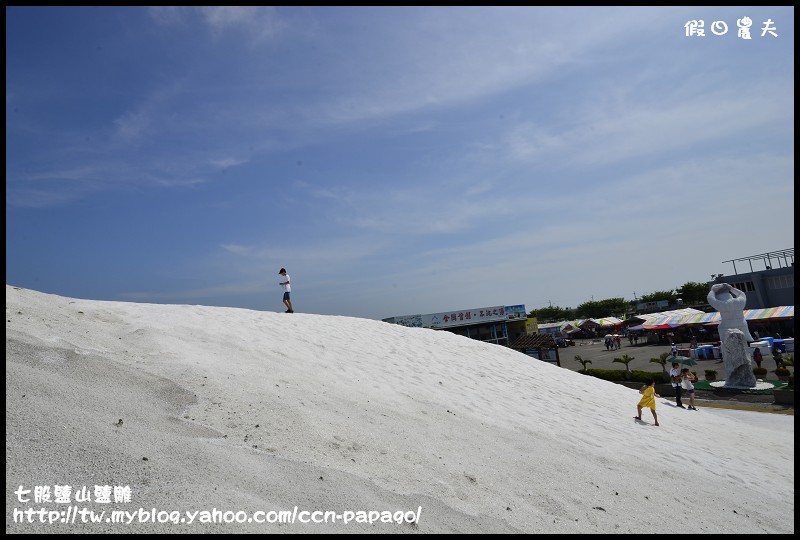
[423,305,511,329]
[388,304,527,329]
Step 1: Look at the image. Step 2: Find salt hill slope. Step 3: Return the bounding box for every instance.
[5,285,794,533]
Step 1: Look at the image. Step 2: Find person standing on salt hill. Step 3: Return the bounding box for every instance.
[278,268,294,313]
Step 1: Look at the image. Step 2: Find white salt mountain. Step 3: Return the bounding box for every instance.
[5,285,794,533]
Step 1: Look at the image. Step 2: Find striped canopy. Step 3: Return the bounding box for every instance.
[639,309,704,329]
[628,308,702,325]
[745,305,794,320]
[642,306,793,329]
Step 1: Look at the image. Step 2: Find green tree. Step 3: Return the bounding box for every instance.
[574,354,592,373]
[575,298,628,319]
[528,305,575,323]
[639,290,677,304]
[675,282,710,305]
[650,352,672,382]
[613,353,636,380]
[529,278,718,322]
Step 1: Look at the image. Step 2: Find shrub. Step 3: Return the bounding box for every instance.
[583,369,664,383]
[704,369,717,380]
[753,367,768,378]
[774,366,791,377]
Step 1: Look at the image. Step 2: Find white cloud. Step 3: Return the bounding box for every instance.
[148,6,283,44]
[210,157,248,169]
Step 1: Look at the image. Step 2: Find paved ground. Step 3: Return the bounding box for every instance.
[556,338,788,378]
[552,338,793,413]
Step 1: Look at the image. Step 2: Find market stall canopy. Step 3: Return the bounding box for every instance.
[579,317,624,329]
[642,323,674,330]
[698,306,794,325]
[561,320,584,334]
[671,311,719,326]
[533,306,792,335]
[641,309,705,330]
[642,306,793,329]
[744,305,794,320]
[623,315,659,330]
[596,317,624,327]
[623,314,656,325]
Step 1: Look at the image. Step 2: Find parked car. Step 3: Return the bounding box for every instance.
[555,337,575,348]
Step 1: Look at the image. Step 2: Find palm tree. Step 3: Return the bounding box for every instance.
[613,353,636,380]
[574,354,592,373]
[650,352,672,382]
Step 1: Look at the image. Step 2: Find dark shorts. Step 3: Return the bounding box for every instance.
[283,292,291,301]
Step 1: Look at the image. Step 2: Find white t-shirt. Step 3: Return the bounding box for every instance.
[681,375,695,391]
[280,274,291,292]
[669,367,681,388]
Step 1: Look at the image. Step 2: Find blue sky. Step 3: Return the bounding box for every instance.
[6,6,795,320]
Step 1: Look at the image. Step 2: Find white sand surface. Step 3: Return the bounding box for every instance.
[5,285,794,533]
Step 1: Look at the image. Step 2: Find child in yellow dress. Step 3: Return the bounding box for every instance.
[635,379,660,426]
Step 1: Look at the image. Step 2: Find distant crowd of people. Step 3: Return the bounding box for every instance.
[604,335,621,350]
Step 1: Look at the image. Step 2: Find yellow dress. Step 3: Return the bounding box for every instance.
[637,386,656,409]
